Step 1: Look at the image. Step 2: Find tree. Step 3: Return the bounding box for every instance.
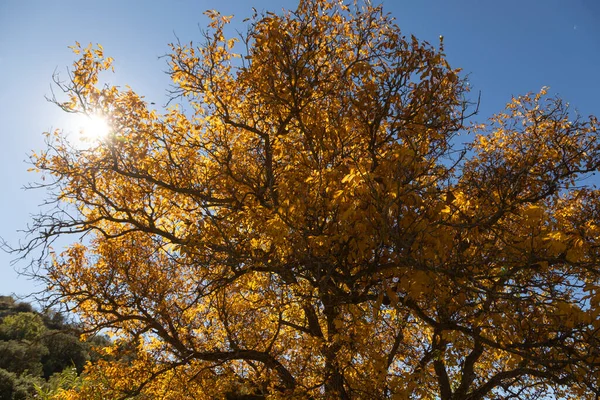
[0,296,106,399]
[21,0,600,398]
[0,368,38,400]
[40,332,87,378]
[0,313,48,377]
[0,312,45,341]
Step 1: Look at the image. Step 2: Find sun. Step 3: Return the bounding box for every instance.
[75,113,111,143]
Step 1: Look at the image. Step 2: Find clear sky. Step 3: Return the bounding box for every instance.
[1,0,599,298]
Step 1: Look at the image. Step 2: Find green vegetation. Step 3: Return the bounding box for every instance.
[0,296,107,399]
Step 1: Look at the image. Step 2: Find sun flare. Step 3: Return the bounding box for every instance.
[76,113,111,142]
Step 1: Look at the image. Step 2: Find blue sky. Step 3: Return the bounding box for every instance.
[0,0,599,298]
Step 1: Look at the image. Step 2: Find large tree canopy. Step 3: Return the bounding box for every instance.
[24,0,600,398]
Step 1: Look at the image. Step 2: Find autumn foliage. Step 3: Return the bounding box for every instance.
[24,0,600,398]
